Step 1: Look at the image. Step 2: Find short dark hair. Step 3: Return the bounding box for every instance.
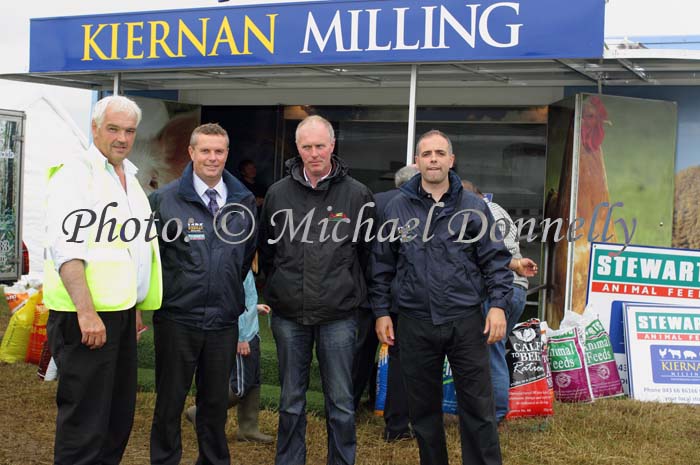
[415,129,453,157]
[190,123,229,147]
[238,159,254,172]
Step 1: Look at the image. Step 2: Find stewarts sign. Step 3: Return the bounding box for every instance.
[29,0,604,72]
[586,243,700,393]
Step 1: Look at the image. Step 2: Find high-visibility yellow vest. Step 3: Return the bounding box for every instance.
[43,152,163,312]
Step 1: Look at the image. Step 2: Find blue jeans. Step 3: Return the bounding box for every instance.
[484,285,527,423]
[271,314,357,465]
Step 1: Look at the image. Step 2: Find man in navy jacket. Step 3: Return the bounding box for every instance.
[149,123,256,465]
[370,130,512,465]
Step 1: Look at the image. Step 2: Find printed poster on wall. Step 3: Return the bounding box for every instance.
[127,96,201,195]
[544,94,677,328]
[586,242,700,392]
[623,303,700,404]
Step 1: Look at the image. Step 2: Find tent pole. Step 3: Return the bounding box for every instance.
[406,64,418,165]
[113,73,122,96]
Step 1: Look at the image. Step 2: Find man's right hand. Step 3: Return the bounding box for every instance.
[375,316,395,346]
[77,310,107,349]
[58,260,105,349]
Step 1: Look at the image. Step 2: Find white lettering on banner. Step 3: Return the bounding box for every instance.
[300,2,522,54]
[595,253,700,284]
[641,258,663,280]
[637,315,700,332]
[302,10,346,53]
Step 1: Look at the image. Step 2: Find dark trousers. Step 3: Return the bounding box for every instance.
[150,318,237,465]
[47,309,137,465]
[384,312,410,438]
[352,309,378,410]
[230,334,261,399]
[399,313,502,465]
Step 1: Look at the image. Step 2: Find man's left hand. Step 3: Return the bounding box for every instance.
[483,307,506,344]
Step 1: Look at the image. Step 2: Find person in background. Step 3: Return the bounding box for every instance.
[149,123,257,465]
[44,95,162,465]
[238,159,267,208]
[353,165,418,441]
[461,180,538,424]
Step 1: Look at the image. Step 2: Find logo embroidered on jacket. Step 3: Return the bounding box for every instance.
[328,212,349,222]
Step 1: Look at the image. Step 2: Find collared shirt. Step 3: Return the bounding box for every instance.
[417,182,453,208]
[48,144,153,303]
[303,163,333,187]
[193,173,227,210]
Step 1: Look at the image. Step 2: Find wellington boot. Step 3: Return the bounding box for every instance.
[185,386,239,432]
[236,386,273,443]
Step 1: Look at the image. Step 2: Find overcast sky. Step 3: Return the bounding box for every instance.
[605,0,699,36]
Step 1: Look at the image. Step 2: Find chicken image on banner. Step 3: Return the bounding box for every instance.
[545,96,615,324]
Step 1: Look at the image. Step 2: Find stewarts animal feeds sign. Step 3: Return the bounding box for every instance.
[624,304,700,404]
[586,243,700,393]
[29,0,604,73]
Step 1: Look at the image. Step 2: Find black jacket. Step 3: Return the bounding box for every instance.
[149,163,257,330]
[259,156,375,325]
[369,171,513,325]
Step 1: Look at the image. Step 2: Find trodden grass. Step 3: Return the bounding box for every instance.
[2,358,700,464]
[2,296,700,464]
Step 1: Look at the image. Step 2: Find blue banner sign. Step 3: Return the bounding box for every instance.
[650,344,700,385]
[30,0,604,72]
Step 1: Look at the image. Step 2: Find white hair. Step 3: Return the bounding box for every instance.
[394,165,419,188]
[295,115,335,142]
[92,95,142,128]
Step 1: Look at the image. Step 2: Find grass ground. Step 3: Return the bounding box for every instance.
[136,310,329,413]
[2,360,700,465]
[3,296,700,464]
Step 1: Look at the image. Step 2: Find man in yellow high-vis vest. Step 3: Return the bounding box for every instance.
[44,95,162,465]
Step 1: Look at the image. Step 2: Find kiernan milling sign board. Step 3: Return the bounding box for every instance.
[623,303,700,404]
[29,0,604,73]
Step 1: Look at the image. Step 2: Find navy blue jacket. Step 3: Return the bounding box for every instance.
[371,188,401,313]
[369,171,513,325]
[374,189,401,218]
[149,163,257,330]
